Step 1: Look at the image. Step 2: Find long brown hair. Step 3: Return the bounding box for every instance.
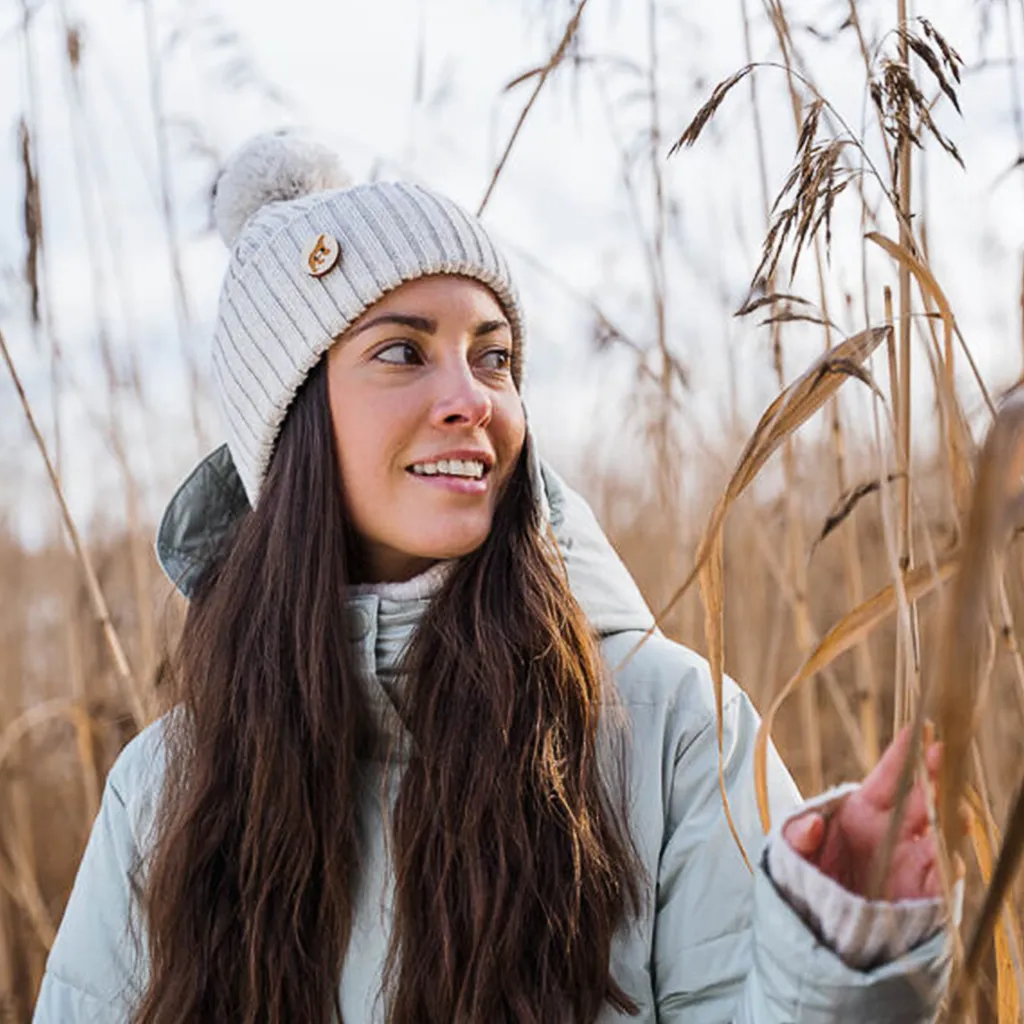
[134,359,645,1024]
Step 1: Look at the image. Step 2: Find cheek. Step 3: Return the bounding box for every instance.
[326,369,394,495]
[493,393,527,464]
[330,393,411,497]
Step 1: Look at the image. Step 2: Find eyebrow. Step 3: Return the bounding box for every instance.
[350,313,510,337]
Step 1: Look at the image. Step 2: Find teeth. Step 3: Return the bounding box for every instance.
[411,459,486,479]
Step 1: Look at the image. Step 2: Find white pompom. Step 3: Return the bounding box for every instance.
[213,132,352,247]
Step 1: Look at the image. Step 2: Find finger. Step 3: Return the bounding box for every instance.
[890,834,939,901]
[861,725,916,808]
[896,780,932,839]
[784,813,826,860]
[925,741,943,777]
[959,800,971,838]
[919,858,942,900]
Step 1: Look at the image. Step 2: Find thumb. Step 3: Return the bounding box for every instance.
[783,812,827,860]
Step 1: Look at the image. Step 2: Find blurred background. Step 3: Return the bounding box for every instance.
[3,0,1024,1019]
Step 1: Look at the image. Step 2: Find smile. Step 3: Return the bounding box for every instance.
[408,458,488,479]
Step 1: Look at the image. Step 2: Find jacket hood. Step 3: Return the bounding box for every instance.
[155,437,654,639]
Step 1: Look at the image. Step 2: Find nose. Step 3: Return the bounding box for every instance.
[431,361,493,429]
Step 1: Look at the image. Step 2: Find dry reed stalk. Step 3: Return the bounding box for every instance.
[0,744,57,956]
[936,392,1024,865]
[915,223,974,524]
[633,325,892,638]
[138,0,207,451]
[753,550,958,831]
[763,0,881,768]
[967,763,1024,1022]
[477,0,590,215]
[19,63,100,830]
[740,0,820,788]
[52,4,161,695]
[7,764,51,977]
[0,328,145,727]
[738,505,869,771]
[1003,0,1024,205]
[0,701,80,777]
[18,0,67,479]
[0,884,15,1023]
[935,387,1024,1018]
[845,0,896,182]
[618,325,890,865]
[781,431,823,792]
[894,0,918,731]
[646,0,669,393]
[884,286,898,422]
[959,774,1024,1018]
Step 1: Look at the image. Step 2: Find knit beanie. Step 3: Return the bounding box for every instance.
[155,131,531,597]
[209,131,526,506]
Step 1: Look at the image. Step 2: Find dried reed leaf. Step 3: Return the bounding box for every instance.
[725,328,888,500]
[65,25,82,70]
[867,230,975,508]
[0,700,78,777]
[918,18,963,84]
[936,391,1024,867]
[614,325,891,866]
[753,552,959,832]
[698,530,751,872]
[759,311,834,329]
[754,134,857,284]
[649,326,891,633]
[867,232,955,379]
[814,474,903,550]
[0,839,55,951]
[504,64,549,91]
[966,787,1023,1023]
[959,777,1024,1016]
[669,66,756,154]
[18,119,41,331]
[0,329,145,726]
[478,0,590,215]
[734,292,813,317]
[873,54,964,171]
[902,31,961,113]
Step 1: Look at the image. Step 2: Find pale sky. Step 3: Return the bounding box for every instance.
[2,0,1023,541]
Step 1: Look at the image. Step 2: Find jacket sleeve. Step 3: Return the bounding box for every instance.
[653,690,954,1023]
[33,739,151,1023]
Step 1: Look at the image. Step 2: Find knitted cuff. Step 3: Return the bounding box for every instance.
[765,784,953,971]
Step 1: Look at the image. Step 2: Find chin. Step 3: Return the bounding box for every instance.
[412,523,493,562]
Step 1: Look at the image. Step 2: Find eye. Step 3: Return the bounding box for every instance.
[479,347,512,372]
[374,341,422,366]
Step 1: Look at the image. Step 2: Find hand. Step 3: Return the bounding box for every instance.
[783,726,946,901]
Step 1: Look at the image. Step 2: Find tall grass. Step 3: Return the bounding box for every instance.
[4,0,1024,1021]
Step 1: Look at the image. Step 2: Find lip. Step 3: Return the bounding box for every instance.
[408,474,489,496]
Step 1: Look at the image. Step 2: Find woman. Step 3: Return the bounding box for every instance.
[34,133,954,1023]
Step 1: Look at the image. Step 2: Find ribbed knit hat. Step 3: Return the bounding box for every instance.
[155,131,529,596]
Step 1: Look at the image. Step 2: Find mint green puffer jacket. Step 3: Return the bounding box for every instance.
[33,459,952,1022]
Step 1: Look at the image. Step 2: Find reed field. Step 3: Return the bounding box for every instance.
[4,0,1024,1020]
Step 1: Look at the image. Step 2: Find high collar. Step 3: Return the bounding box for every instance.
[344,579,440,759]
[348,560,453,603]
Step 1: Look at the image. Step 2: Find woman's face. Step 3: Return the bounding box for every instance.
[326,275,526,582]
